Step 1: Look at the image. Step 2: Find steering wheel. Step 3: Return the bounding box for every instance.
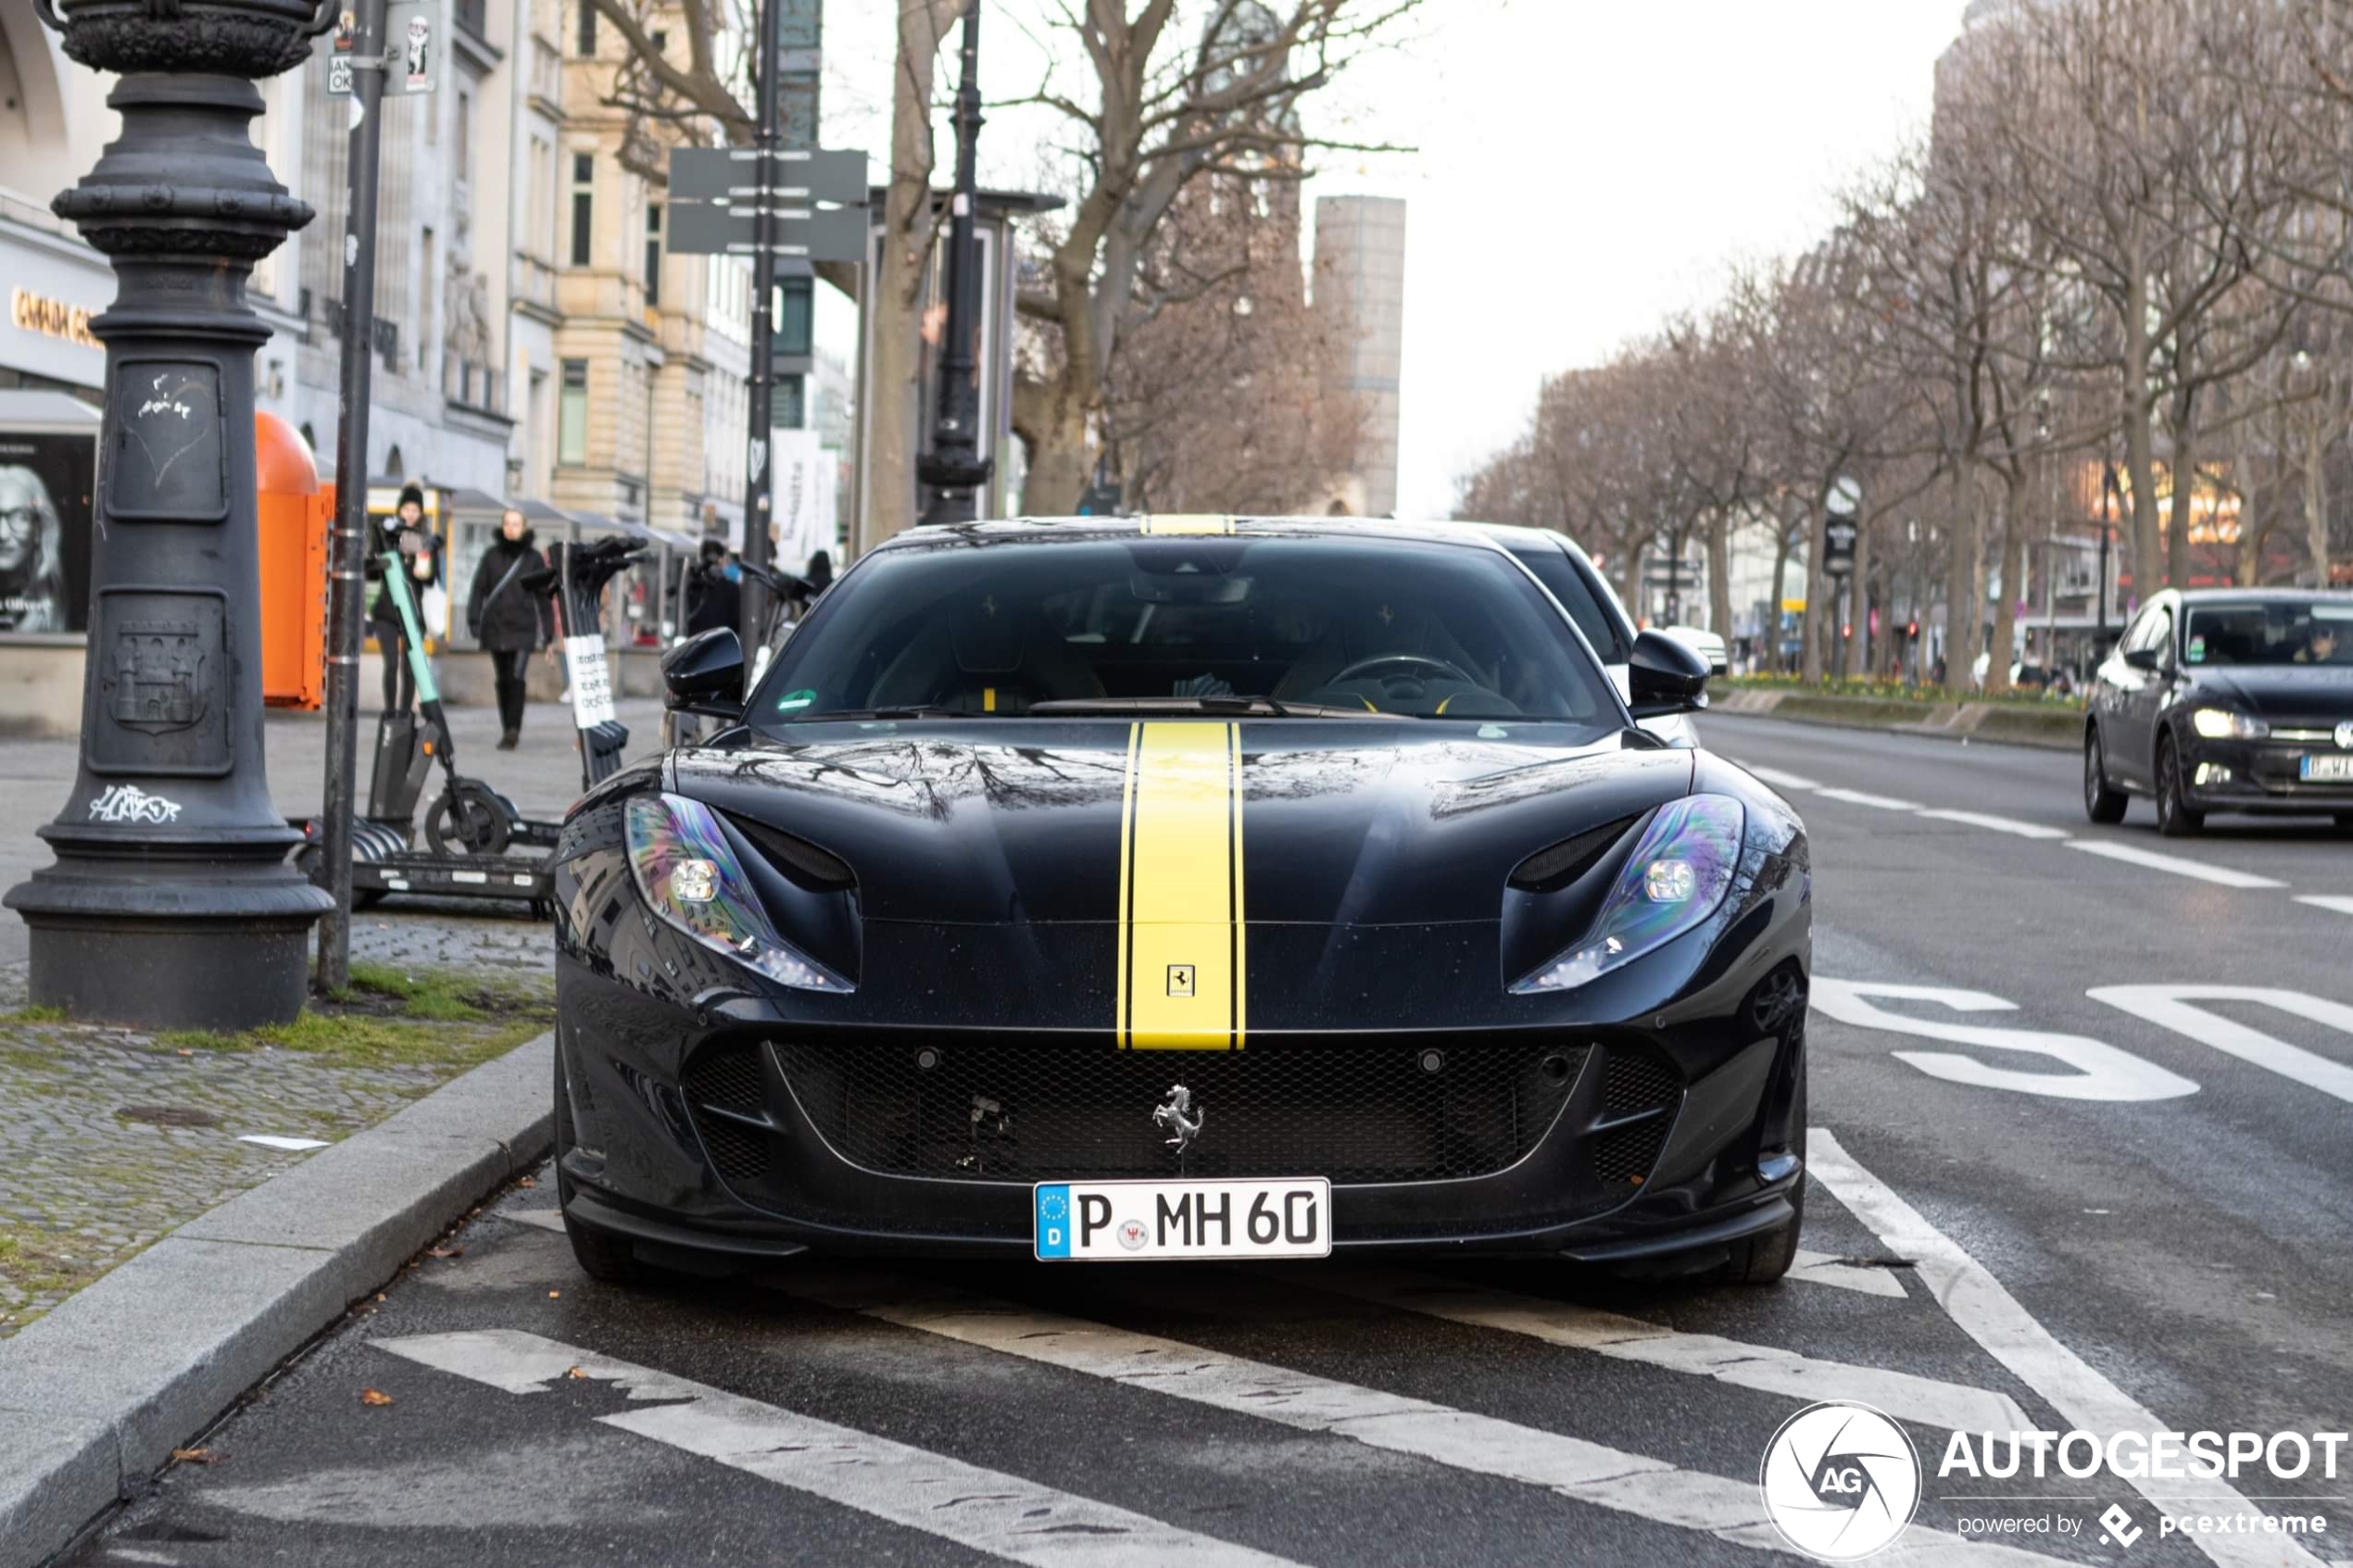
[1329,653,1477,690]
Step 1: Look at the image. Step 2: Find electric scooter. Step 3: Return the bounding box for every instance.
[297,533,649,911]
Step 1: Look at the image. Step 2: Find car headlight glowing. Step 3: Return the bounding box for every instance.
[2191,708,2267,740]
[624,793,850,992]
[1512,795,1744,995]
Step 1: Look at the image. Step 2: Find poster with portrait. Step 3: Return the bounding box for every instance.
[0,429,95,634]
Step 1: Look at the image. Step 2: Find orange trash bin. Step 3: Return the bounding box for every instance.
[256,411,331,710]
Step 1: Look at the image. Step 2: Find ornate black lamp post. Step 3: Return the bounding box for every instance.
[917,1,992,525]
[5,0,335,1029]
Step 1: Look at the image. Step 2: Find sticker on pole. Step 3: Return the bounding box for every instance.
[564,634,616,729]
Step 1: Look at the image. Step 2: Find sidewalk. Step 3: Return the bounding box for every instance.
[0,696,661,1336]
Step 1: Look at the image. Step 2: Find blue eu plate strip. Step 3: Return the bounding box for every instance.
[1034,1185,1073,1259]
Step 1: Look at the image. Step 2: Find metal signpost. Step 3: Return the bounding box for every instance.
[917,2,990,525]
[316,0,399,995]
[8,0,339,1029]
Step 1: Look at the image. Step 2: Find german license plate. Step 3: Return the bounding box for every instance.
[1033,1178,1331,1261]
[2300,755,2353,782]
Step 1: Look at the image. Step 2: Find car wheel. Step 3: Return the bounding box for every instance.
[1720,1073,1806,1286]
[2083,729,2127,824]
[2154,734,2204,838]
[554,1042,653,1286]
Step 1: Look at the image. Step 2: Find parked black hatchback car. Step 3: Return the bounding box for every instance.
[2083,588,2353,836]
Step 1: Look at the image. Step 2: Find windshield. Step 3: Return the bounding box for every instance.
[1506,544,1630,663]
[746,534,1624,729]
[2183,599,2353,669]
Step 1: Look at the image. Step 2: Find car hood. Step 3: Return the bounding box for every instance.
[670,719,1694,926]
[2194,668,2353,721]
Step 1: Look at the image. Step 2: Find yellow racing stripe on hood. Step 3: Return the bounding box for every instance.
[1117,721,1246,1049]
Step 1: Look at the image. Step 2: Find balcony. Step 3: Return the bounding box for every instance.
[446,357,504,416]
[514,254,558,314]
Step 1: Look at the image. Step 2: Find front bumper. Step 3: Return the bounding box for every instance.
[2178,734,2353,814]
[552,958,1809,1264]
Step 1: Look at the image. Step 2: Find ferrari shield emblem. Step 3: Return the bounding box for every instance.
[1167,964,1194,997]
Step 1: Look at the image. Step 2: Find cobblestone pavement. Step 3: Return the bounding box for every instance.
[0,695,647,1336]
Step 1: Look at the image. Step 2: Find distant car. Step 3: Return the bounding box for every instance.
[1459,523,1700,746]
[1663,625,1730,678]
[2083,588,2353,836]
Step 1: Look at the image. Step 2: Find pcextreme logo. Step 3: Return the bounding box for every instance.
[1760,1400,1923,1561]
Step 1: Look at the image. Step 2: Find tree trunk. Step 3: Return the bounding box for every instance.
[2308,412,2332,590]
[1800,502,1828,686]
[1944,471,1982,696]
[1845,512,1874,679]
[1706,511,1733,653]
[2233,420,2263,589]
[2120,266,2164,608]
[1987,471,2028,696]
[1768,531,1793,674]
[1619,533,1645,628]
[861,0,963,551]
[2165,383,2196,591]
[1023,382,1095,521]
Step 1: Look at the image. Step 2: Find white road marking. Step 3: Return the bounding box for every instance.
[1296,1267,2036,1438]
[2087,985,2353,1106]
[1807,1132,2328,1568]
[1912,809,2071,841]
[1814,786,1922,810]
[498,1208,568,1233]
[2295,896,2353,917]
[1791,1248,1911,1298]
[1742,764,1821,793]
[1813,978,2200,1102]
[785,1273,2070,1567]
[379,1329,1304,1568]
[2062,840,2285,889]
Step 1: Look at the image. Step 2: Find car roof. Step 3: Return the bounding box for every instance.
[2165,587,2353,603]
[880,514,1573,558]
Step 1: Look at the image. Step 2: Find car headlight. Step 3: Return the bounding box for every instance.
[623,793,851,992]
[1511,795,1744,995]
[2190,708,2267,741]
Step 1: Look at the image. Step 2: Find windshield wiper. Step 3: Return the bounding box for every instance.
[1028,696,1386,719]
[787,706,973,721]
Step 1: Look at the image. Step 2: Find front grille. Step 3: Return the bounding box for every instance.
[683,1046,773,1183]
[1590,1045,1681,1185]
[774,1036,1590,1185]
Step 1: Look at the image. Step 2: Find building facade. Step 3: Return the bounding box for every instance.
[1313,195,1407,518]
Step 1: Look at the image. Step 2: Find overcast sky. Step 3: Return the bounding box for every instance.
[817,1,1972,517]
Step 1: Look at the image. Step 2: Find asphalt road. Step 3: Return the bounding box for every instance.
[68,718,2353,1568]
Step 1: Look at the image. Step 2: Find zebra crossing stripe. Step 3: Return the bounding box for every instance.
[1808,1131,2329,1568]
[1290,1267,2040,1439]
[376,1328,1308,1568]
[782,1272,2072,1566]
[1791,1248,1910,1297]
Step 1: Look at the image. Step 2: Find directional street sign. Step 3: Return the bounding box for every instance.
[1824,517,1859,578]
[669,147,866,205]
[669,199,865,262]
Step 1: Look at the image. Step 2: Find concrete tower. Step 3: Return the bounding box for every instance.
[1313,195,1406,518]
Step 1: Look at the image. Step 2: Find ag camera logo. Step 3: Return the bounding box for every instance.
[1760,1401,1922,1560]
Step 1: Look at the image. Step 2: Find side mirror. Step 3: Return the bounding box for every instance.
[662,626,745,718]
[2121,646,2161,673]
[1627,629,1710,718]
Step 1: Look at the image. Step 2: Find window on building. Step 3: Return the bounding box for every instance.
[559,360,590,465]
[645,202,663,307]
[455,92,472,189]
[575,0,596,56]
[570,153,594,268]
[419,227,437,381]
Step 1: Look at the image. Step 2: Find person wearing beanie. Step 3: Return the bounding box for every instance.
[467,508,551,748]
[366,482,439,713]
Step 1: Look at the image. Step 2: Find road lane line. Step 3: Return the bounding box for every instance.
[784,1273,2072,1566]
[1292,1266,2038,1438]
[378,1328,1306,1568]
[1807,1131,2327,1568]
[1912,809,2071,841]
[1741,765,1821,793]
[2087,985,2353,1106]
[1815,786,1923,810]
[1791,1248,1911,1298]
[2061,841,2285,889]
[2296,896,2353,917]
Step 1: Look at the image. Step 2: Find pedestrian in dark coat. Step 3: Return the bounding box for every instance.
[467,508,551,748]
[685,537,741,638]
[366,483,439,714]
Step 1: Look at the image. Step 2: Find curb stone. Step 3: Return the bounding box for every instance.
[1706,690,2082,751]
[0,1032,554,1568]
